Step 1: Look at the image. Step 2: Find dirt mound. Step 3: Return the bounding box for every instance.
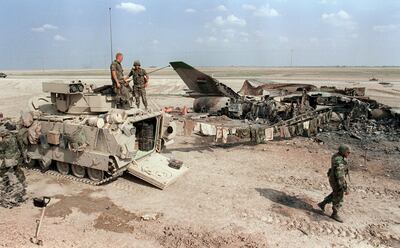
[158,225,268,248]
[45,189,269,247]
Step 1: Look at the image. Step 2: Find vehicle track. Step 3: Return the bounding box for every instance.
[23,167,125,186]
[259,212,399,247]
[107,178,140,191]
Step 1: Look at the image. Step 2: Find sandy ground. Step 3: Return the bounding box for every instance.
[0,67,399,248]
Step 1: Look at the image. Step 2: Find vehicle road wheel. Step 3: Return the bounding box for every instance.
[71,164,86,178]
[23,159,37,169]
[39,159,52,172]
[56,161,69,175]
[87,168,104,181]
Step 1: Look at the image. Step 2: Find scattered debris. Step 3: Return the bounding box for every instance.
[163,106,190,115]
[191,114,209,120]
[378,82,393,87]
[369,77,378,81]
[140,213,159,221]
[349,133,361,140]
[168,158,183,169]
[297,227,309,236]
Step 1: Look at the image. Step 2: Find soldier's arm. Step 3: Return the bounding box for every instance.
[111,71,120,88]
[110,63,121,88]
[335,163,348,191]
[143,69,149,86]
[124,70,133,83]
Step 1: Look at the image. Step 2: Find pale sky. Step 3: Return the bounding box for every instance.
[0,0,399,69]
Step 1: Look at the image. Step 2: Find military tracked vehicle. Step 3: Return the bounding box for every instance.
[23,80,186,189]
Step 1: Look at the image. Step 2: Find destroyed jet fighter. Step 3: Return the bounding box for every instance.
[170,61,399,133]
[169,61,318,122]
[169,61,334,143]
[169,62,400,145]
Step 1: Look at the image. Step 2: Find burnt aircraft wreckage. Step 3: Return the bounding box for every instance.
[170,61,399,144]
[22,81,187,189]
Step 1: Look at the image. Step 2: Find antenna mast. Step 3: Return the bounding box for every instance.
[109,7,113,62]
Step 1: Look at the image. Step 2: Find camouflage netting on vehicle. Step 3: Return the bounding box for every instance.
[28,121,41,144]
[66,126,88,152]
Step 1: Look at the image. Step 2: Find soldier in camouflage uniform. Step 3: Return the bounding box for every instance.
[318,144,351,223]
[0,124,27,208]
[127,60,149,110]
[110,52,131,109]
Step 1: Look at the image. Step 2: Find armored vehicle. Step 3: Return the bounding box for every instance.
[24,80,186,189]
[0,72,7,78]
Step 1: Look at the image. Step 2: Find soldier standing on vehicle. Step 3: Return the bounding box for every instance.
[127,60,149,110]
[318,144,351,223]
[110,53,131,109]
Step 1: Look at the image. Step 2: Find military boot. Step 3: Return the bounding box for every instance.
[317,201,326,212]
[331,210,343,223]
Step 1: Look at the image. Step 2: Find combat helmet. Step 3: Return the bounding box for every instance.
[338,144,351,155]
[133,60,141,66]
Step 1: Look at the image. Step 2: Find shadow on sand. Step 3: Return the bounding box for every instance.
[255,188,329,221]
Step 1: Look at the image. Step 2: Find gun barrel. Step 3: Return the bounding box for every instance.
[147,65,170,75]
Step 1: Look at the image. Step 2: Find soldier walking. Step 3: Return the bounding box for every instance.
[318,144,351,223]
[127,60,149,110]
[110,53,131,109]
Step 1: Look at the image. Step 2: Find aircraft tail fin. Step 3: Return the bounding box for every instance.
[169,61,224,97]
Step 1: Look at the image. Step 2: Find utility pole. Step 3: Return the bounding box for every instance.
[41,57,45,72]
[109,7,113,62]
[290,49,294,67]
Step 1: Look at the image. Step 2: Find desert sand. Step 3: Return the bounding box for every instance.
[0,67,399,248]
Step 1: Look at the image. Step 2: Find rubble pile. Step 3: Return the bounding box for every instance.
[318,114,400,150]
[348,117,400,142]
[315,115,400,179]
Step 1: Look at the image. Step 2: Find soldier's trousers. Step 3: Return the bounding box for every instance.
[114,85,131,109]
[0,165,27,208]
[133,87,147,108]
[323,177,345,211]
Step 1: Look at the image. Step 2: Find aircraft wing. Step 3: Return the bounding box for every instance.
[238,79,317,96]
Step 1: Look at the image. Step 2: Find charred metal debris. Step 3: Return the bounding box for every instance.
[169,61,399,144]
